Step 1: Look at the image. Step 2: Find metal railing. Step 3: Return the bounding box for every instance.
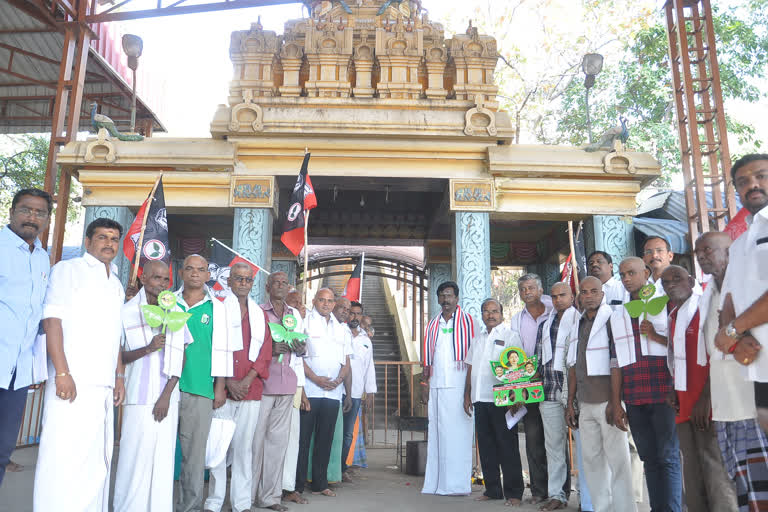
[15,385,45,448]
[363,360,424,448]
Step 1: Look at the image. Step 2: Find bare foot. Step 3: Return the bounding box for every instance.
[475,495,497,501]
[342,472,353,483]
[311,488,336,497]
[282,492,308,504]
[539,499,567,510]
[526,496,546,505]
[6,461,23,472]
[504,498,522,507]
[266,505,289,511]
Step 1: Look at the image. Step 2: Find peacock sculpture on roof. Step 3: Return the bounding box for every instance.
[585,116,629,152]
[90,103,144,142]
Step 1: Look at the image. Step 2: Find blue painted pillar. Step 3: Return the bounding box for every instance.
[271,260,297,288]
[592,215,636,275]
[81,205,134,287]
[233,208,273,303]
[453,211,491,321]
[526,263,561,292]
[427,263,452,321]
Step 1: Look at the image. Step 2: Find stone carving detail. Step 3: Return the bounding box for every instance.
[229,19,281,104]
[375,14,423,99]
[447,21,499,108]
[229,90,264,132]
[593,215,635,275]
[603,139,637,175]
[84,128,117,163]
[454,211,490,320]
[233,207,273,303]
[82,206,134,286]
[464,94,497,136]
[427,263,452,320]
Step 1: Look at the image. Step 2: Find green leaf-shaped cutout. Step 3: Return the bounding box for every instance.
[166,311,192,332]
[290,332,308,342]
[142,305,165,328]
[268,323,288,342]
[645,295,670,316]
[624,300,646,318]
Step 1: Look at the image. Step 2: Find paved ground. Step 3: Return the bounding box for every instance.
[1,442,651,511]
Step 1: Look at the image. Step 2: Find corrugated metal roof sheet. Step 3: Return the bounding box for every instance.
[633,217,690,254]
[638,190,743,223]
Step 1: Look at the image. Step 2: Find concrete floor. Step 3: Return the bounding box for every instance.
[1,442,651,512]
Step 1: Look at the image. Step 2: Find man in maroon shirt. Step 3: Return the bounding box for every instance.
[253,272,307,511]
[663,265,737,511]
[204,263,273,512]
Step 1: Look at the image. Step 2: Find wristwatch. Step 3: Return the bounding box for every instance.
[725,321,743,340]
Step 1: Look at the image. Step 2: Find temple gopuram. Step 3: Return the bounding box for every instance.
[57,0,660,320]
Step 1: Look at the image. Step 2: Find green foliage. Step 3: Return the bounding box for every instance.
[0,134,82,223]
[544,4,768,184]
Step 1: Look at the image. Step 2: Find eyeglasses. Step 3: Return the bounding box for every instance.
[643,248,667,256]
[231,276,254,284]
[14,206,48,219]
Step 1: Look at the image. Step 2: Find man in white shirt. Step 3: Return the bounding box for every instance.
[296,288,351,497]
[34,218,126,512]
[642,236,674,292]
[342,301,376,480]
[114,261,192,512]
[696,230,767,510]
[420,281,475,496]
[509,274,552,504]
[463,298,524,506]
[588,250,625,308]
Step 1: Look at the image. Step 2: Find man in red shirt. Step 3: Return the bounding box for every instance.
[663,265,737,511]
[204,263,273,512]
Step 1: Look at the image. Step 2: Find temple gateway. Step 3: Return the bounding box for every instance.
[57,0,660,321]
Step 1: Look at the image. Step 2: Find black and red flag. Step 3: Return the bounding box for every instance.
[342,256,363,302]
[207,238,265,301]
[123,176,170,279]
[280,153,317,256]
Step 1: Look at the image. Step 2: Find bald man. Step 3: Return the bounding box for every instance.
[174,255,232,512]
[696,231,768,511]
[114,261,192,512]
[611,257,680,512]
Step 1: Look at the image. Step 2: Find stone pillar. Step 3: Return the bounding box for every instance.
[233,208,273,303]
[453,211,491,320]
[427,263,452,321]
[81,205,134,287]
[592,215,636,275]
[271,260,297,288]
[526,263,561,292]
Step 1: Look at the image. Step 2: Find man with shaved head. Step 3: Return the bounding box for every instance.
[566,276,635,512]
[174,254,232,512]
[296,288,351,497]
[610,257,680,512]
[535,282,577,510]
[662,264,737,511]
[697,230,768,510]
[114,261,192,511]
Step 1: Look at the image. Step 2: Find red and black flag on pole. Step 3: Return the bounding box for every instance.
[207,238,267,301]
[560,221,586,294]
[123,176,170,283]
[342,257,363,302]
[280,153,317,256]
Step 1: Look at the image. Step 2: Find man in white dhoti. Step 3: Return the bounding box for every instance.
[113,261,192,512]
[34,218,127,512]
[421,280,475,496]
[204,262,273,512]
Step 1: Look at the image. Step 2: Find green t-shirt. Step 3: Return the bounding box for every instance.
[178,299,214,399]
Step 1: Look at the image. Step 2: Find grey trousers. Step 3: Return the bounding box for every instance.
[678,420,738,512]
[252,394,294,507]
[177,392,213,512]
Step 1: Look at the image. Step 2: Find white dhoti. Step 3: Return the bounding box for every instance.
[422,386,473,495]
[282,389,302,492]
[33,384,114,512]
[204,399,261,512]
[113,403,178,512]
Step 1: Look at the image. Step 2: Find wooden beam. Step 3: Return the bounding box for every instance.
[85,0,297,22]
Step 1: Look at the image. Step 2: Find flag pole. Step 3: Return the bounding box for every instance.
[129,175,161,288]
[567,220,580,293]
[302,210,310,305]
[359,252,365,302]
[210,238,271,275]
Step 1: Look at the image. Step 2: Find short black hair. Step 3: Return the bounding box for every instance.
[643,236,671,252]
[731,153,768,182]
[436,280,459,297]
[587,250,612,265]
[85,217,123,239]
[12,188,53,214]
[350,301,363,311]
